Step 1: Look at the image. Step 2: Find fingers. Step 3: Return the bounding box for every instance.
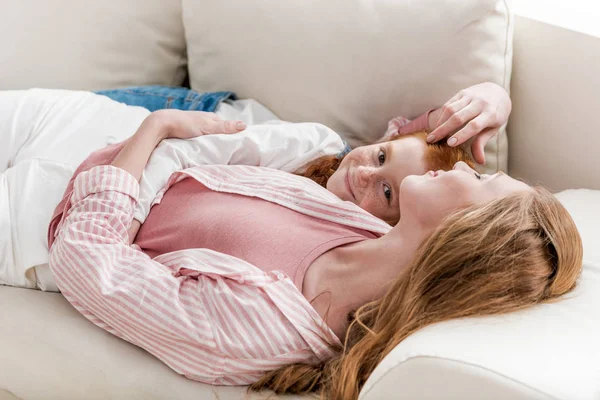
[429,100,483,144]
[200,112,246,133]
[205,119,246,134]
[433,96,470,130]
[470,127,498,164]
[227,120,247,133]
[443,91,464,109]
[447,113,490,146]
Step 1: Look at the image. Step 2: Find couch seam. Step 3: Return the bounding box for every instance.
[174,0,188,87]
[499,0,512,172]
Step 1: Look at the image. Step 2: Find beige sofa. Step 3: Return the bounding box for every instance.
[1,1,599,399]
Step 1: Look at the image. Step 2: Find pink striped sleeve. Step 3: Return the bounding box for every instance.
[48,165,338,385]
[49,166,223,381]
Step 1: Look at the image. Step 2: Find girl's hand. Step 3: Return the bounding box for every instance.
[152,109,246,140]
[426,82,512,164]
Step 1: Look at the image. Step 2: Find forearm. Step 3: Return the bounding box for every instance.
[111,113,168,181]
[134,122,345,223]
[111,113,168,242]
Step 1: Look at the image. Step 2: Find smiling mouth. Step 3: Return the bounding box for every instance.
[345,170,356,200]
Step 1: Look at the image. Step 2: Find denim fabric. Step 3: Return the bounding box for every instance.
[95,86,237,113]
[96,86,353,156]
[336,142,352,159]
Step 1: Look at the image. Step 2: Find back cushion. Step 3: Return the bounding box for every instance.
[183,0,513,173]
[0,0,186,90]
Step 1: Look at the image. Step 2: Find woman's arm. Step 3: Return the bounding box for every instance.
[133,122,346,224]
[49,164,335,385]
[48,165,224,380]
[111,110,245,241]
[111,114,166,181]
[111,115,166,242]
[113,109,245,179]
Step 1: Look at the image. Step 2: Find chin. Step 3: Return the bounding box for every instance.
[331,181,346,200]
[326,173,340,193]
[399,174,422,190]
[329,175,349,201]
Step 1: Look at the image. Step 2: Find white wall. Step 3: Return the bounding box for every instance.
[511,0,600,37]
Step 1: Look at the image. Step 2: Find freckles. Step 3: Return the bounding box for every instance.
[358,193,380,214]
[350,149,370,165]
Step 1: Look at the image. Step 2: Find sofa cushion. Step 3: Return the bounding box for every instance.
[182,0,513,173]
[0,285,310,399]
[0,0,187,90]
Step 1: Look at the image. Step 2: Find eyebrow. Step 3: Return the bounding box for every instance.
[386,142,394,163]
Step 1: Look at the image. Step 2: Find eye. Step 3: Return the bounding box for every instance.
[474,172,481,180]
[378,149,386,166]
[383,184,391,200]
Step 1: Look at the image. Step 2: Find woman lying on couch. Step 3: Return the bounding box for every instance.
[47,108,583,400]
[1,82,504,290]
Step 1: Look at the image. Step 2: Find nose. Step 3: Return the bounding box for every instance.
[453,161,475,173]
[356,165,377,187]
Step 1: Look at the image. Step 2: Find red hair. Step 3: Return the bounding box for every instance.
[294,131,475,188]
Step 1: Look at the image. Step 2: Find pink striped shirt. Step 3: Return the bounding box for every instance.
[48,164,391,385]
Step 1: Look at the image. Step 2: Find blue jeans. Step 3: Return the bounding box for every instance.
[95,86,237,113]
[96,85,353,158]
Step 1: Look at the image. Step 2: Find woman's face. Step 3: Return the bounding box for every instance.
[400,161,532,230]
[327,136,428,224]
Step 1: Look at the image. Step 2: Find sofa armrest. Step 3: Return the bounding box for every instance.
[508,15,600,191]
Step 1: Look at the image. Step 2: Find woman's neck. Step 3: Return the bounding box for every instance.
[304,219,427,339]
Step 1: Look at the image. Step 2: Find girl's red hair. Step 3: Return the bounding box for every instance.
[295,131,475,188]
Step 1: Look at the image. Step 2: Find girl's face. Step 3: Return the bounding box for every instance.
[327,136,428,224]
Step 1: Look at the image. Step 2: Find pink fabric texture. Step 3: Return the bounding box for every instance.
[48,165,390,384]
[134,177,376,291]
[47,139,379,293]
[48,140,127,247]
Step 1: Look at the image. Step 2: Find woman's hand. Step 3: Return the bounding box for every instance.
[151,109,246,140]
[111,111,246,182]
[426,82,512,164]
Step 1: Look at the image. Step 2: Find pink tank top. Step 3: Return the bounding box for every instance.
[134,178,377,291]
